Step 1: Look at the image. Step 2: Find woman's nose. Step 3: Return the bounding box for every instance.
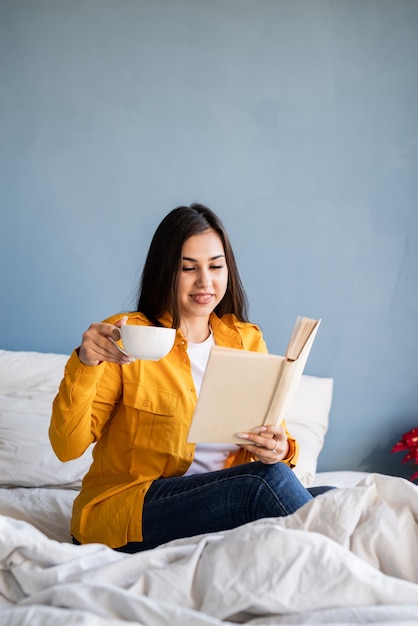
[196,269,210,288]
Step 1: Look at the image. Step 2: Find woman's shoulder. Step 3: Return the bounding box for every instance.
[219,313,262,333]
[103,311,151,325]
[217,314,268,352]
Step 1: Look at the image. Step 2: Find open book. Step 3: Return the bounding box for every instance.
[187,316,320,444]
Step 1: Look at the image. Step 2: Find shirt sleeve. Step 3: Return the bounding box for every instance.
[280,424,299,468]
[49,349,122,462]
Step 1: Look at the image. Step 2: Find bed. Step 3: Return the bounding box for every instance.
[0,348,417,625]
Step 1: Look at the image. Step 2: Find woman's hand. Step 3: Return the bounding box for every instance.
[235,424,289,464]
[78,316,133,366]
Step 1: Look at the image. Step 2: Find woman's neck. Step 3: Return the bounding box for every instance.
[180,317,211,344]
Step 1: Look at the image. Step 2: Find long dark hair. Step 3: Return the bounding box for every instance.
[136,203,249,328]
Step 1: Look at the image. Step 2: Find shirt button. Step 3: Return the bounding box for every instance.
[143,400,149,407]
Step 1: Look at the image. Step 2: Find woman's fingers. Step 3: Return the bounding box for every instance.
[235,424,289,464]
[79,320,133,365]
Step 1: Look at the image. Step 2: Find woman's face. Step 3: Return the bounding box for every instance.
[177,229,228,325]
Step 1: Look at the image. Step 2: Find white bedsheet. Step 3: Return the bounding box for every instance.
[1,472,417,625]
[0,471,374,545]
[0,487,76,543]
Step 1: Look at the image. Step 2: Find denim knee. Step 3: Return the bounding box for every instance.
[241,461,313,517]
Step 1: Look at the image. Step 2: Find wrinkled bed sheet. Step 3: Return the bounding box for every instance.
[0,487,76,544]
[0,473,417,625]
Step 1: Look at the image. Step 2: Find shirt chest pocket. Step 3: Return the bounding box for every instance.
[123,382,178,451]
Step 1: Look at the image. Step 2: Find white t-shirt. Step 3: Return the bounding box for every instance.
[185,331,237,475]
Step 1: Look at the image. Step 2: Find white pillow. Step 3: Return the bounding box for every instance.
[0,349,93,488]
[0,349,332,489]
[285,374,333,487]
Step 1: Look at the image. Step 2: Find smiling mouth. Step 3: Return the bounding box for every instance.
[190,293,214,304]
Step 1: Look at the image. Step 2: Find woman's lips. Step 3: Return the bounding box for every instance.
[190,293,213,304]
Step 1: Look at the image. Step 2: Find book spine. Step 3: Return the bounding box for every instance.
[263,359,298,426]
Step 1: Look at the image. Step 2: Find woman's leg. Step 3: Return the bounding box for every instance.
[307,485,336,497]
[119,462,313,553]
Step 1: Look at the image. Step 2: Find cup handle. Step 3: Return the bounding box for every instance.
[110,337,135,359]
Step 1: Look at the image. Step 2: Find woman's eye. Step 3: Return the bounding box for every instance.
[182,264,224,272]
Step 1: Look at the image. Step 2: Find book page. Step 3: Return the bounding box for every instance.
[286,317,320,361]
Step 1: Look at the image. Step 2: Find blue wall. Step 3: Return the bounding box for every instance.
[1,0,417,479]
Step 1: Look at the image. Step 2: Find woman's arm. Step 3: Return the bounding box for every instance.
[49,319,128,461]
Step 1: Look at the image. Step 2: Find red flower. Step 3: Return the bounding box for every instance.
[391,427,418,482]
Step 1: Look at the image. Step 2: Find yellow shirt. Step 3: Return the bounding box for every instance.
[49,312,299,548]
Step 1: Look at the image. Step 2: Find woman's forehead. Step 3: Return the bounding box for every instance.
[182,229,225,258]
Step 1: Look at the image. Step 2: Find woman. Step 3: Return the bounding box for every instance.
[50,203,323,553]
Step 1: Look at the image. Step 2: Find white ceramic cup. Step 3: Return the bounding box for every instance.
[119,325,176,361]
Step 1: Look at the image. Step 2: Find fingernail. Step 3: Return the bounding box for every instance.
[235,432,250,439]
[251,427,267,433]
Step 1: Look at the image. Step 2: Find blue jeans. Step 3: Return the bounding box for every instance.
[114,462,333,553]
